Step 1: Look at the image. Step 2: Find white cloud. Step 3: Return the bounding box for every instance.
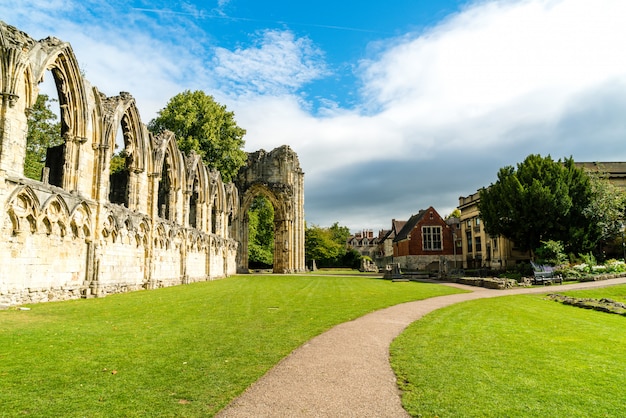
[213,30,329,96]
[362,0,626,126]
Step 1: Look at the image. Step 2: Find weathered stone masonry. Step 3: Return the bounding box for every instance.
[0,21,305,306]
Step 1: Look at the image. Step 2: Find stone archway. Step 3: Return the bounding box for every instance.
[236,146,305,273]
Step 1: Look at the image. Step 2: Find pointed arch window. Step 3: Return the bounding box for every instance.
[158,158,172,220]
[189,176,199,228]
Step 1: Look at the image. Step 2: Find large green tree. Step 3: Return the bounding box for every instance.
[478,154,594,256]
[305,222,352,267]
[583,170,626,251]
[148,90,247,182]
[247,195,274,267]
[25,94,62,180]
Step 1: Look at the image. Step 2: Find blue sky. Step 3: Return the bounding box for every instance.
[3,0,626,233]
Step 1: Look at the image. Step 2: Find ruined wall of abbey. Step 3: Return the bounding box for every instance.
[0,22,305,306]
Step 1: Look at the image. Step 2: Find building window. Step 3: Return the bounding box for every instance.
[475,218,481,226]
[466,231,473,252]
[475,237,482,252]
[422,226,442,250]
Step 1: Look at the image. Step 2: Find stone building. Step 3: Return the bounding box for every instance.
[457,191,528,269]
[0,21,305,306]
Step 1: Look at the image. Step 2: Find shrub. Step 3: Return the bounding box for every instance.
[604,259,626,274]
[498,271,522,282]
[535,240,567,266]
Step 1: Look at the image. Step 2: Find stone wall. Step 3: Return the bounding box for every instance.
[0,21,303,306]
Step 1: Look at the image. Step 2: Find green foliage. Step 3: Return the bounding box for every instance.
[341,248,362,269]
[305,222,352,267]
[534,240,567,266]
[0,276,464,416]
[148,90,247,183]
[498,271,522,282]
[25,94,62,180]
[109,150,127,174]
[557,258,626,279]
[329,222,351,245]
[445,208,461,219]
[604,259,626,273]
[583,170,626,251]
[248,196,274,267]
[479,154,594,255]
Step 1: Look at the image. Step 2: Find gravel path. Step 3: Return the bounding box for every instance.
[216,277,626,417]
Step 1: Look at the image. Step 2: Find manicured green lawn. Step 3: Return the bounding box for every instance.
[0,275,462,417]
[391,285,626,417]
[307,268,378,275]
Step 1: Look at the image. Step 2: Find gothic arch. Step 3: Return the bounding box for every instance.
[30,38,90,192]
[224,182,239,238]
[184,151,205,229]
[40,194,71,238]
[70,201,92,240]
[5,185,40,235]
[152,131,184,222]
[102,93,150,211]
[209,169,227,236]
[0,24,60,178]
[236,146,305,273]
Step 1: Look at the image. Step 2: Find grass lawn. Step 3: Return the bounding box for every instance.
[391,284,626,417]
[305,268,379,275]
[0,275,463,417]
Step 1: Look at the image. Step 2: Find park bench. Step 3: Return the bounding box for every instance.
[530,261,563,285]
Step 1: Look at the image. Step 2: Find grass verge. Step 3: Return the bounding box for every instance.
[0,275,463,417]
[391,284,626,417]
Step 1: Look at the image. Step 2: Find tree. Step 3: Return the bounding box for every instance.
[148,90,247,182]
[305,225,344,267]
[582,170,626,252]
[329,222,351,246]
[478,154,593,256]
[247,195,274,267]
[445,209,461,219]
[25,94,62,180]
[305,222,353,267]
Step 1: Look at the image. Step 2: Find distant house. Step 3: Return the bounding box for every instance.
[374,219,407,267]
[393,207,459,271]
[348,229,378,258]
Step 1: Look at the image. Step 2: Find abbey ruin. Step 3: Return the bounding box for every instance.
[0,21,305,306]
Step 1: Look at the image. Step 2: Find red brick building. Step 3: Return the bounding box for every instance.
[393,207,459,270]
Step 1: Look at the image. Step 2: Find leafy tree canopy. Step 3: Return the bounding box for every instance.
[305,222,352,267]
[446,209,461,219]
[148,90,247,183]
[25,94,62,180]
[248,195,274,267]
[478,154,594,255]
[583,170,626,249]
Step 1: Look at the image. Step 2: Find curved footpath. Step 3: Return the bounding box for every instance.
[216,277,626,417]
